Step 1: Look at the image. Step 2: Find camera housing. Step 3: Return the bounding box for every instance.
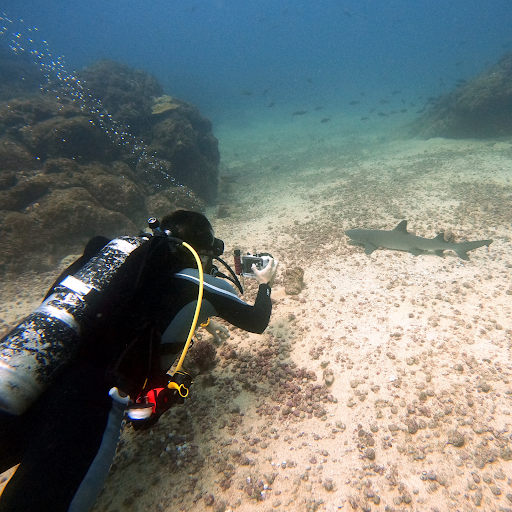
[241,253,272,277]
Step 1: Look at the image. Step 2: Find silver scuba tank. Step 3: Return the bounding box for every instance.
[0,236,150,415]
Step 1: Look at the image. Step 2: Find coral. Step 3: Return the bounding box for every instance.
[152,95,181,114]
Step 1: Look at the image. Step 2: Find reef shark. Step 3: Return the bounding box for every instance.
[345,220,492,260]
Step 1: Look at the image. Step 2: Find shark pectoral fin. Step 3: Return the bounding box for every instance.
[409,249,423,256]
[434,250,445,257]
[394,220,408,233]
[364,243,377,255]
[348,240,361,246]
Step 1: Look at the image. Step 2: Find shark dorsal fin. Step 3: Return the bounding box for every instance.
[393,220,408,233]
[434,232,446,242]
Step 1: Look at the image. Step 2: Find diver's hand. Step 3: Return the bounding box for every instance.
[252,257,278,288]
[204,320,229,343]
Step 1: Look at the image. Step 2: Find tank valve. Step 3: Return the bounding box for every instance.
[148,217,162,233]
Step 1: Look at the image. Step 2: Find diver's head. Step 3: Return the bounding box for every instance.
[161,210,224,271]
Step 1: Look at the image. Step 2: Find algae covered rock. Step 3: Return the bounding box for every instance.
[410,51,512,138]
[284,267,305,295]
[0,56,217,276]
[78,61,220,203]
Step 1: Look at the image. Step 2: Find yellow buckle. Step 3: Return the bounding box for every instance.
[168,381,189,398]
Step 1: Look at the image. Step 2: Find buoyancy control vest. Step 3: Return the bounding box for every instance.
[0,232,185,416]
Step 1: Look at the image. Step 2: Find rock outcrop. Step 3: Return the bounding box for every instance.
[410,52,512,139]
[0,58,219,276]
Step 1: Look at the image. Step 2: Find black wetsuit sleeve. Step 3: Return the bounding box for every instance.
[205,283,272,334]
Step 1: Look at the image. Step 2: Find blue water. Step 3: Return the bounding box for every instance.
[2,0,512,128]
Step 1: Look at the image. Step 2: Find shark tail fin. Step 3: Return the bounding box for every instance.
[455,240,493,260]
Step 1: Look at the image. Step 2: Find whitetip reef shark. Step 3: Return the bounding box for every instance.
[345,220,492,260]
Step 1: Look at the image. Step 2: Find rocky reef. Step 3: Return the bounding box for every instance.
[78,61,220,202]
[410,51,512,139]
[0,58,220,276]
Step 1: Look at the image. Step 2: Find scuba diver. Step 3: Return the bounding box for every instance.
[0,209,278,512]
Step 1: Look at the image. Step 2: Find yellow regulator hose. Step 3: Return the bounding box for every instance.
[171,241,204,376]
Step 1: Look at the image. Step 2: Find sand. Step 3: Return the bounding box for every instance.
[1,123,511,511]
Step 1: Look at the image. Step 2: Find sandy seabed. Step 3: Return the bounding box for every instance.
[1,120,512,512]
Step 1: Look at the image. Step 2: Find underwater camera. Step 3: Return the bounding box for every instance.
[234,250,273,277]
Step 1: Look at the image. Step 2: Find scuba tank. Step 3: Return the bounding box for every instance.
[0,216,236,418]
[0,236,151,416]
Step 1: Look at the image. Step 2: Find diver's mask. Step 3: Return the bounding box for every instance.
[199,237,224,274]
[211,237,224,257]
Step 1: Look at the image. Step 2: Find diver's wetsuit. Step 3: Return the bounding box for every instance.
[162,268,271,342]
[0,268,272,512]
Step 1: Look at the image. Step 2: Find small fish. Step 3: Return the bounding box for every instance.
[391,89,402,95]
[377,112,388,117]
[369,108,376,113]
[360,92,366,97]
[416,108,426,113]
[400,108,408,113]
[292,110,308,115]
[388,110,398,115]
[320,117,331,123]
[360,116,369,121]
[262,88,269,95]
[240,89,254,96]
[313,106,325,111]
[379,99,389,104]
[267,101,275,108]
[348,100,360,105]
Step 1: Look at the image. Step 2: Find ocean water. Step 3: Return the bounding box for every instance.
[2,0,512,131]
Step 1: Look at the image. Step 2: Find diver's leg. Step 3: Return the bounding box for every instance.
[0,362,114,512]
[68,399,126,512]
